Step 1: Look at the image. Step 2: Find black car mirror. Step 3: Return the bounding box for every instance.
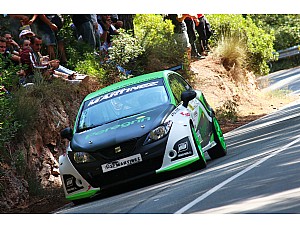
[181,90,197,108]
[61,127,73,141]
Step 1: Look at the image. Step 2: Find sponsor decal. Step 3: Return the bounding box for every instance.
[102,154,142,173]
[86,80,161,108]
[188,103,195,111]
[171,137,193,161]
[171,107,180,116]
[85,116,151,139]
[180,112,190,117]
[63,174,84,194]
[178,142,188,152]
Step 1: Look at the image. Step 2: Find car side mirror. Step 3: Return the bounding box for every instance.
[61,127,73,141]
[181,90,197,108]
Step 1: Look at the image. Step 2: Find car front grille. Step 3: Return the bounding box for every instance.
[93,138,138,161]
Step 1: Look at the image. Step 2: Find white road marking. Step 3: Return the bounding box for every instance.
[196,187,300,213]
[174,136,300,214]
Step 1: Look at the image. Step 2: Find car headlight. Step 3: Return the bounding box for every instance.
[144,120,173,145]
[73,152,96,164]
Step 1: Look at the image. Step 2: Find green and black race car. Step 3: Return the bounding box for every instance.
[59,70,227,203]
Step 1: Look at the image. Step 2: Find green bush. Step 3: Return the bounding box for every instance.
[0,58,21,91]
[74,53,106,79]
[134,14,174,49]
[249,14,300,71]
[249,14,300,51]
[215,100,239,123]
[109,29,144,70]
[134,14,186,73]
[206,14,275,76]
[0,96,21,161]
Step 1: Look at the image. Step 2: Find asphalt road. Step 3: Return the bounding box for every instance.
[56,98,300,214]
[259,66,300,95]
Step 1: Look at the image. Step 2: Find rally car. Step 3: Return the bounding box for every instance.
[59,70,227,203]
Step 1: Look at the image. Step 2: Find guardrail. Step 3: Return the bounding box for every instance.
[275,45,300,60]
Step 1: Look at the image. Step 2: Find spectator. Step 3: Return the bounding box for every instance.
[91,14,100,49]
[20,36,88,84]
[111,14,124,30]
[165,14,191,59]
[97,15,112,53]
[203,16,212,51]
[72,14,96,49]
[19,29,35,41]
[0,15,37,41]
[19,38,32,82]
[3,31,20,56]
[0,36,13,93]
[97,14,121,53]
[3,15,30,39]
[35,14,67,63]
[19,35,47,83]
[0,34,20,65]
[195,14,211,56]
[0,36,7,55]
[0,36,9,67]
[184,15,204,59]
[108,15,121,43]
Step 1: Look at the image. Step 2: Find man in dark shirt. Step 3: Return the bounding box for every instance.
[72,14,96,49]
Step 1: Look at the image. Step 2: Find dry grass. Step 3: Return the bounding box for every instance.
[213,35,248,83]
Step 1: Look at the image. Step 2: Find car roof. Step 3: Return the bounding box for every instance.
[83,70,175,101]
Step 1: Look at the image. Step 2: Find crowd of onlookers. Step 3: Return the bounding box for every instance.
[165,14,212,59]
[0,14,211,94]
[0,14,125,93]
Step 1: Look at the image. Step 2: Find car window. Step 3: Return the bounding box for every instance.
[168,73,192,104]
[77,79,169,131]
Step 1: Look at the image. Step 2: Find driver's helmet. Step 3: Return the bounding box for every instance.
[111,97,123,111]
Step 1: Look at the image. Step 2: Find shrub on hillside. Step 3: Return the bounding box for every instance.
[213,34,247,82]
[249,14,300,51]
[134,14,186,73]
[206,14,275,76]
[249,14,300,72]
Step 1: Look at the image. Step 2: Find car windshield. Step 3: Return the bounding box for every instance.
[77,79,169,131]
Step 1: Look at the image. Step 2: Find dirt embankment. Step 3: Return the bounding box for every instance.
[190,55,296,133]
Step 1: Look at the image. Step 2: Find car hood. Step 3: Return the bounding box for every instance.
[70,104,174,152]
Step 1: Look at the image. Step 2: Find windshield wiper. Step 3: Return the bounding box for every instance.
[78,124,103,132]
[104,113,141,125]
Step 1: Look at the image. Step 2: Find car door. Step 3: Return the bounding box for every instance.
[168,73,211,147]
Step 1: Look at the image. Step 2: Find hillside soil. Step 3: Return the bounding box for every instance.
[8,55,297,214]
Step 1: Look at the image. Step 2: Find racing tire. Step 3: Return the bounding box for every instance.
[207,116,227,159]
[190,125,207,171]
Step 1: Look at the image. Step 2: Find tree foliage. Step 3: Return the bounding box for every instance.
[249,14,300,50]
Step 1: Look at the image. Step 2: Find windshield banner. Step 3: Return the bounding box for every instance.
[84,79,164,110]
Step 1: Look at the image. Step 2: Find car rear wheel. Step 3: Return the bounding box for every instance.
[190,125,207,170]
[208,116,227,159]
